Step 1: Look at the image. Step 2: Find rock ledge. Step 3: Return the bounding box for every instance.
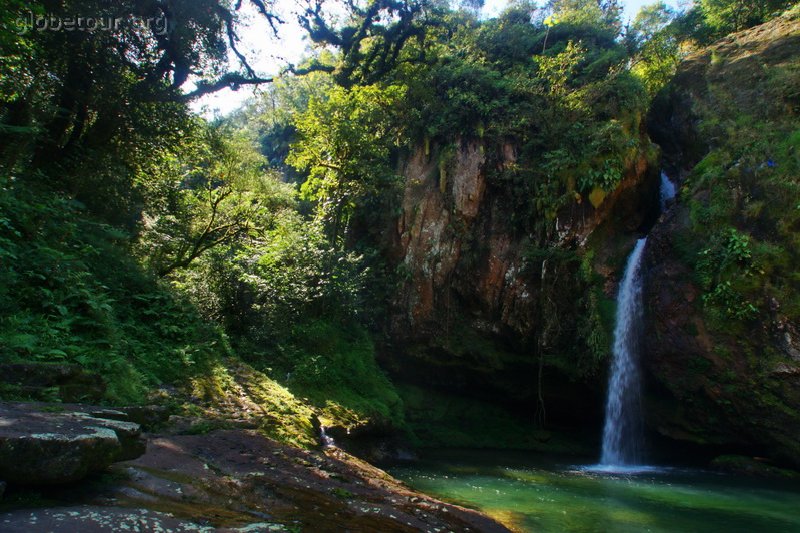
[0,403,146,484]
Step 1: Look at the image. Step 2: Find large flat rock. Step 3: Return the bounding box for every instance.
[97,429,510,532]
[0,507,217,532]
[0,403,146,484]
[0,425,510,531]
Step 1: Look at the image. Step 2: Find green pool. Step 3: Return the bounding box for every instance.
[387,450,800,532]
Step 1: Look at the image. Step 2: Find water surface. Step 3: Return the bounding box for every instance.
[388,450,800,532]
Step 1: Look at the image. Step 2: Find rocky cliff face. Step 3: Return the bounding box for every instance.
[644,11,800,467]
[380,10,800,467]
[380,135,659,432]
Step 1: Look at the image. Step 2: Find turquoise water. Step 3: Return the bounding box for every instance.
[388,450,800,532]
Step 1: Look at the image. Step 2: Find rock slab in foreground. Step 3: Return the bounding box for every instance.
[6,428,506,532]
[0,421,509,531]
[0,403,146,484]
[101,429,510,532]
[0,507,219,532]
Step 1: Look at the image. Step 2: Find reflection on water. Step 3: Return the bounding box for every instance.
[579,464,670,475]
[388,450,800,533]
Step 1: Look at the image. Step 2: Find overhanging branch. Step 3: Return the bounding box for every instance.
[181,73,275,101]
[179,62,336,101]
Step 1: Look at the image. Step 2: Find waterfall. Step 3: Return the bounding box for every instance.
[597,172,676,468]
[659,172,676,211]
[600,238,648,466]
[319,425,336,448]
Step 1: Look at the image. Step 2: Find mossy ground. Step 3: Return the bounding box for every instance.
[273,319,405,431]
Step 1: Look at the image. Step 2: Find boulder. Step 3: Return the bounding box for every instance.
[0,403,146,484]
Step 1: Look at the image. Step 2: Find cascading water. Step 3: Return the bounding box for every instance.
[596,172,677,469]
[659,171,676,212]
[600,238,648,466]
[319,425,336,448]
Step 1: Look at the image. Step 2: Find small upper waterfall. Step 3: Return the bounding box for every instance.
[597,172,676,468]
[319,425,336,448]
[659,171,676,212]
[600,238,648,466]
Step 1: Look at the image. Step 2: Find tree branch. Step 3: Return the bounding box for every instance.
[178,61,336,101]
[215,5,258,79]
[180,73,276,101]
[249,0,284,33]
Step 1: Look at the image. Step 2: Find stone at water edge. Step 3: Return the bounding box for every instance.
[0,403,146,484]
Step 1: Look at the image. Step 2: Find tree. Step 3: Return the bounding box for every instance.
[546,0,623,36]
[0,0,438,226]
[628,1,676,45]
[139,125,294,277]
[286,84,406,245]
[296,0,443,87]
[0,0,284,222]
[242,58,337,181]
[627,1,682,98]
[700,0,794,34]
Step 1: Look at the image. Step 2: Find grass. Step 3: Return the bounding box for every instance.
[273,319,406,432]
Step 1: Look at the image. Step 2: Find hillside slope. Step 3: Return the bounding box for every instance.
[645,8,800,467]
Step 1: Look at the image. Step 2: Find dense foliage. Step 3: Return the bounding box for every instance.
[681,84,800,332]
[0,182,222,403]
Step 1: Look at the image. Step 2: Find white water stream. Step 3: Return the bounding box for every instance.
[597,172,676,469]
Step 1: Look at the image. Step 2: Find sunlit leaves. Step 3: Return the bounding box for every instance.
[138,124,296,277]
[286,83,406,243]
[535,40,586,96]
[700,0,793,34]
